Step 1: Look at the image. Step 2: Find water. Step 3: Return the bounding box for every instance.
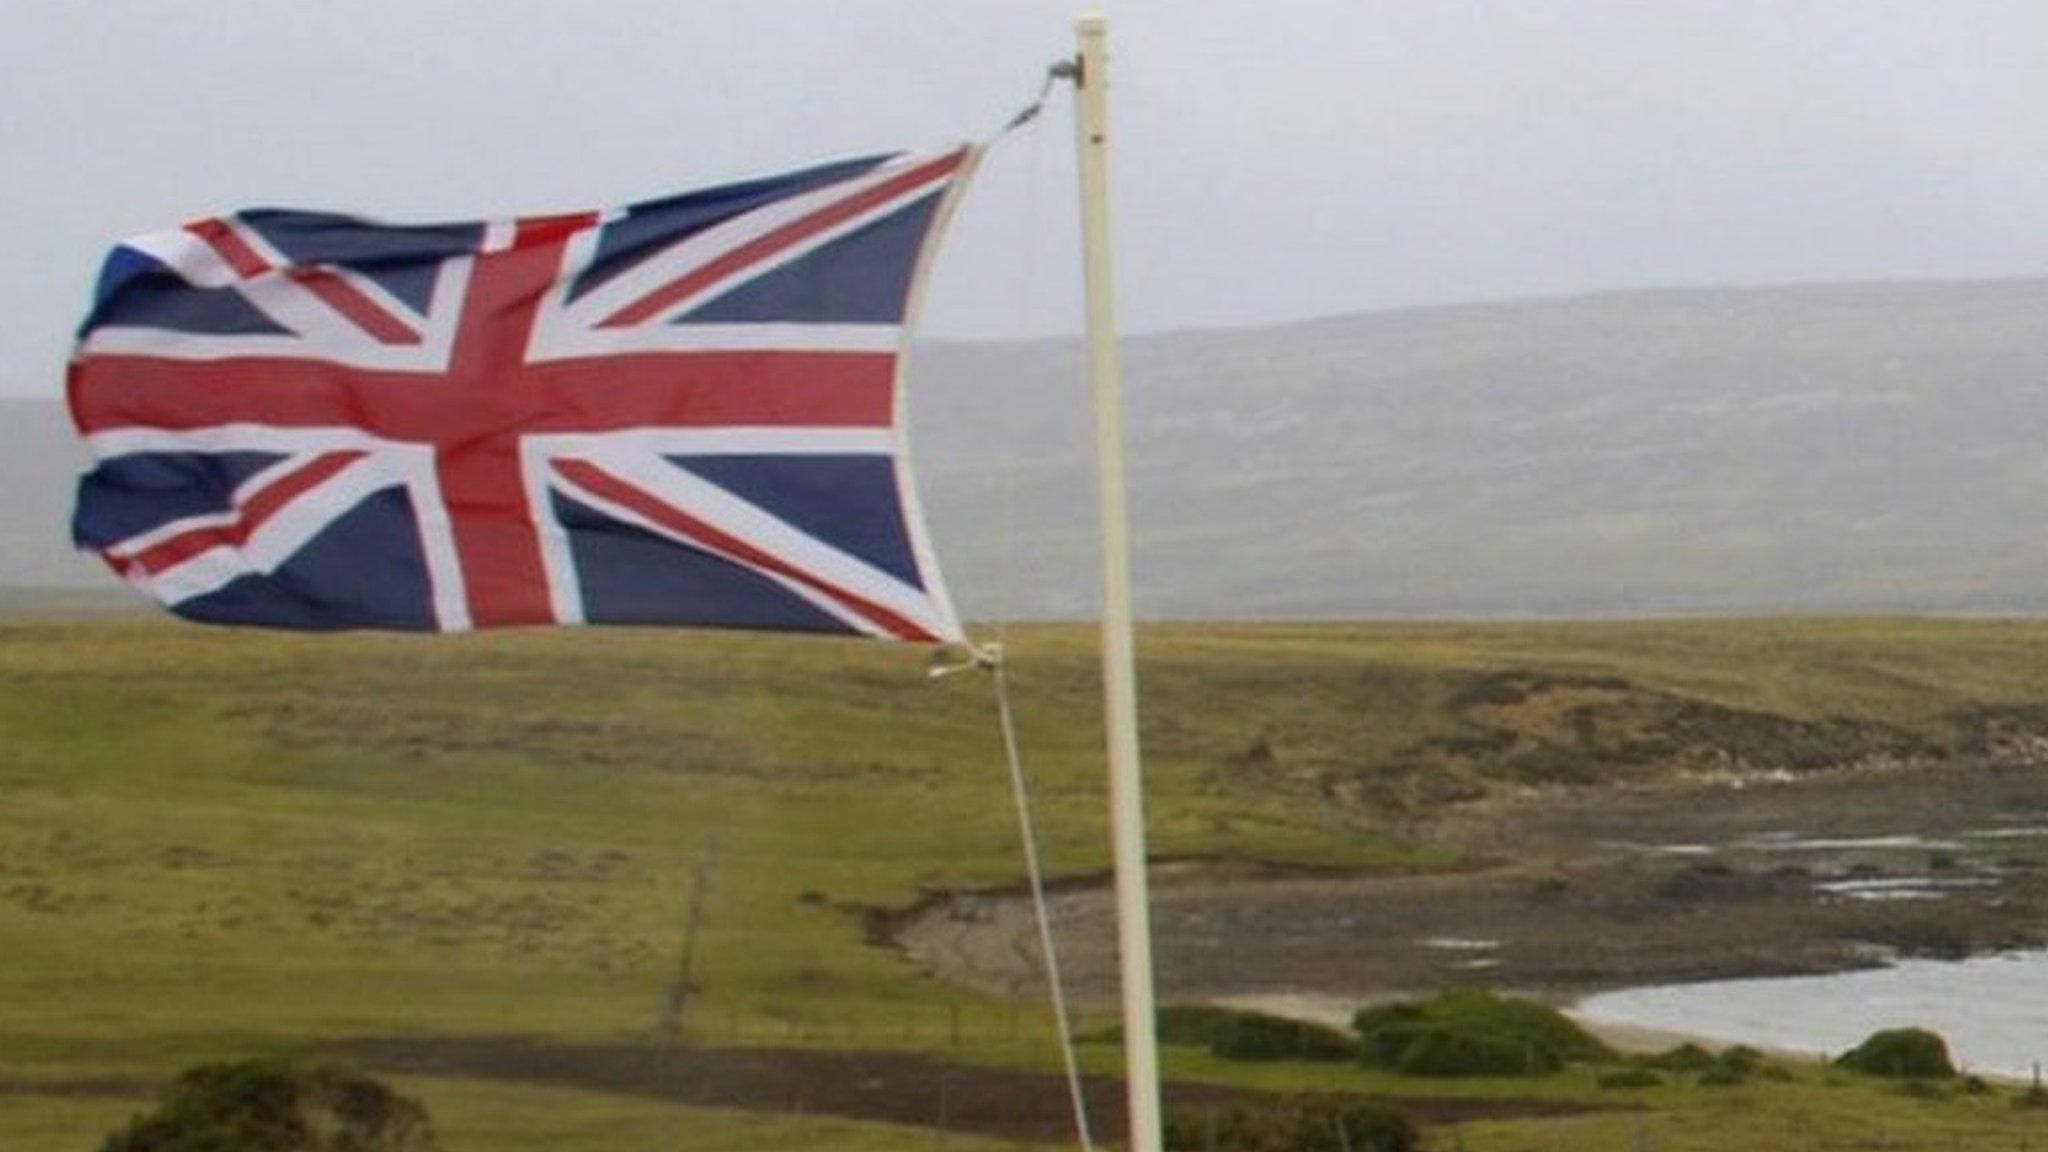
[1733,833,1965,852]
[1577,950,2048,1079]
[1418,937,1500,951]
[1811,876,2000,901]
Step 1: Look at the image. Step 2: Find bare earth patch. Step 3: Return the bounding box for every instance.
[335,1037,1598,1144]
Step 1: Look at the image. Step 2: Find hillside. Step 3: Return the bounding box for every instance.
[0,398,94,589]
[910,277,2048,619]
[6,617,2048,1150]
[12,276,2048,616]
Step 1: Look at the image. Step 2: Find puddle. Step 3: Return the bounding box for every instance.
[1577,950,2048,1079]
[1964,826,2048,841]
[1736,833,1965,852]
[1813,876,1999,901]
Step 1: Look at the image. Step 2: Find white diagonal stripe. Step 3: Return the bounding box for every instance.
[553,447,952,640]
[101,452,316,560]
[549,152,939,329]
[138,455,395,605]
[616,185,951,329]
[548,457,881,638]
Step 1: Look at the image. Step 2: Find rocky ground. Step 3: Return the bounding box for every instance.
[892,761,2048,1006]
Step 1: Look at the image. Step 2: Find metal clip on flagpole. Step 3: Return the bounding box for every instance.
[1063,15,1165,1152]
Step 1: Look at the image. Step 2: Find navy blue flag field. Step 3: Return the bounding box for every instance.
[67,149,976,641]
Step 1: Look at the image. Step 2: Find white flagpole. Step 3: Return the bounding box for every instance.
[1071,15,1164,1152]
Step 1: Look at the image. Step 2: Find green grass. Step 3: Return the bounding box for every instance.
[8,615,2048,1149]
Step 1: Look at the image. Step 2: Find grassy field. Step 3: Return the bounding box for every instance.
[6,615,2048,1149]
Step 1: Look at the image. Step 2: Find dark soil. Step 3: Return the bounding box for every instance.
[0,1076,149,1099]
[334,1037,1599,1145]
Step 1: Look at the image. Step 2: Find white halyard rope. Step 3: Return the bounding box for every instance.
[988,644,1098,1152]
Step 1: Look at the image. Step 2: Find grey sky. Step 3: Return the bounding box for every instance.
[7,1,2048,398]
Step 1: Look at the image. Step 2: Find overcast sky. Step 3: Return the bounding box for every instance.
[8,1,2048,398]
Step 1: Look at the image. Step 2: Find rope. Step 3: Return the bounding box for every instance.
[987,644,1097,1152]
[930,642,1095,1152]
[923,61,1098,1152]
[991,64,1056,656]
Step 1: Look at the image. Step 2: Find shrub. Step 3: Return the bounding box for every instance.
[1396,1030,1544,1077]
[1210,1013,1358,1063]
[1164,1098,1416,1152]
[1150,1005,1255,1047]
[99,1060,433,1152]
[1639,1043,1716,1072]
[1718,1045,1763,1074]
[1697,1064,1746,1087]
[1834,1028,1957,1080]
[1135,1005,1357,1063]
[1596,1068,1664,1090]
[1353,989,1612,1078]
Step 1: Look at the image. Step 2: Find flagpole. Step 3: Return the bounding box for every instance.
[1071,15,1164,1152]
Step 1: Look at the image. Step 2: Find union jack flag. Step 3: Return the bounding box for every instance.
[68,149,977,642]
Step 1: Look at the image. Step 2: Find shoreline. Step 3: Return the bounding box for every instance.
[1208,989,1804,1059]
[894,763,2048,1079]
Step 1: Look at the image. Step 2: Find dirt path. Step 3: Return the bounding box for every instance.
[338,1038,1598,1144]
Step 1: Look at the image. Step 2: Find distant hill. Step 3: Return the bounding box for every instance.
[911,277,2048,618]
[13,277,2048,617]
[0,397,98,590]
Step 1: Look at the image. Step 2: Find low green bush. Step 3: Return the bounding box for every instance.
[1697,1064,1746,1087]
[1353,989,1612,1078]
[99,1059,433,1152]
[1639,1043,1716,1072]
[1834,1028,1957,1080]
[1596,1068,1664,1089]
[1396,1030,1541,1077]
[1212,1012,1358,1062]
[1163,1098,1416,1152]
[1718,1045,1763,1074]
[1129,1005,1357,1063]
[1149,1005,1257,1047]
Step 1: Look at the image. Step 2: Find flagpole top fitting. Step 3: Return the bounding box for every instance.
[1000,58,1079,133]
